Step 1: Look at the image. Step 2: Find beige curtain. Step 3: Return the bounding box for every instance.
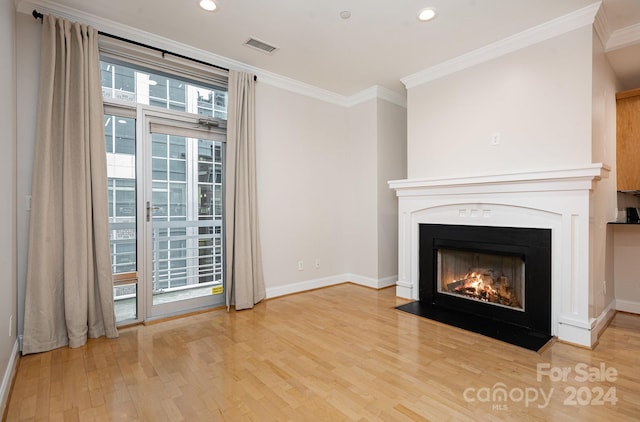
[23,15,118,355]
[225,71,266,310]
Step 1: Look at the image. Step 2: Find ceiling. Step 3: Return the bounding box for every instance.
[17,0,640,96]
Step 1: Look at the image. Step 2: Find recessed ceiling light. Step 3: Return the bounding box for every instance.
[199,0,217,12]
[418,7,437,22]
[340,10,351,20]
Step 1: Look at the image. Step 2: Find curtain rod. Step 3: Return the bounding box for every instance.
[32,9,257,81]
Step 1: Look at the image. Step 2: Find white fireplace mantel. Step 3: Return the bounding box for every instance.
[389,164,610,348]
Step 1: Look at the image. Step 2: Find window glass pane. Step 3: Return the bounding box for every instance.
[114,240,136,272]
[107,180,114,217]
[149,75,167,99]
[199,163,213,183]
[170,183,186,217]
[101,62,113,88]
[114,66,135,93]
[199,185,213,219]
[169,160,186,181]
[152,158,167,181]
[113,283,136,322]
[215,187,222,216]
[108,172,136,269]
[105,111,137,283]
[152,189,168,217]
[198,140,213,162]
[197,90,213,117]
[114,117,135,155]
[214,92,228,119]
[100,59,227,119]
[170,79,186,103]
[169,136,186,159]
[115,190,135,217]
[104,116,114,153]
[152,134,167,157]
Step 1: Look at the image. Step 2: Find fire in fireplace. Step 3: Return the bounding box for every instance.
[396,223,553,351]
[438,249,524,310]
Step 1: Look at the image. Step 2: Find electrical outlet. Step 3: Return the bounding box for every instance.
[491,132,501,146]
[315,259,320,269]
[603,280,607,295]
[298,261,304,271]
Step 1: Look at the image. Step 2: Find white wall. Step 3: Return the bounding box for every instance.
[345,100,378,280]
[590,28,619,319]
[377,100,406,279]
[255,83,352,290]
[15,12,40,341]
[0,0,18,414]
[407,26,593,180]
[613,226,640,313]
[341,98,407,283]
[256,87,406,291]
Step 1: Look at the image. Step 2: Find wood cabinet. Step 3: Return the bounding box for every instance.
[617,88,640,191]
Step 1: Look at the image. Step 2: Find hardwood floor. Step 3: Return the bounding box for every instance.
[5,283,640,421]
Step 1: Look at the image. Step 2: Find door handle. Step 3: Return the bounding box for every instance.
[146,201,160,222]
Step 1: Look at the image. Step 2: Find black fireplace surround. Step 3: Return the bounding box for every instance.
[397,223,552,351]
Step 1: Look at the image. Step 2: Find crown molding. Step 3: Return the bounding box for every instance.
[255,74,406,108]
[401,1,602,89]
[376,86,407,108]
[254,71,350,106]
[593,3,611,47]
[344,86,407,108]
[16,0,404,109]
[606,22,640,52]
[17,0,252,72]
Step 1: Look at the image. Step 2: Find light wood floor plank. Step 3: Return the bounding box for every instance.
[5,283,640,421]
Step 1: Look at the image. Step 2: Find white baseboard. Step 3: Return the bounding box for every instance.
[615,299,640,314]
[593,300,617,340]
[265,273,397,299]
[0,339,20,417]
[345,274,397,289]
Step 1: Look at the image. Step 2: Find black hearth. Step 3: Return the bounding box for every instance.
[397,224,552,351]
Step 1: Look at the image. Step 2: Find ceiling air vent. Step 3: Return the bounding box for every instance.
[243,37,279,55]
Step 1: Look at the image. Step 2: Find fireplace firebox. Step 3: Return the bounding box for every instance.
[398,223,552,351]
[437,249,525,311]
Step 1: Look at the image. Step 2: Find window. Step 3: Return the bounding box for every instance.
[100,61,228,119]
[101,55,227,322]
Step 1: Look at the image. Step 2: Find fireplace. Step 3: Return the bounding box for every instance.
[388,165,610,349]
[418,224,551,343]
